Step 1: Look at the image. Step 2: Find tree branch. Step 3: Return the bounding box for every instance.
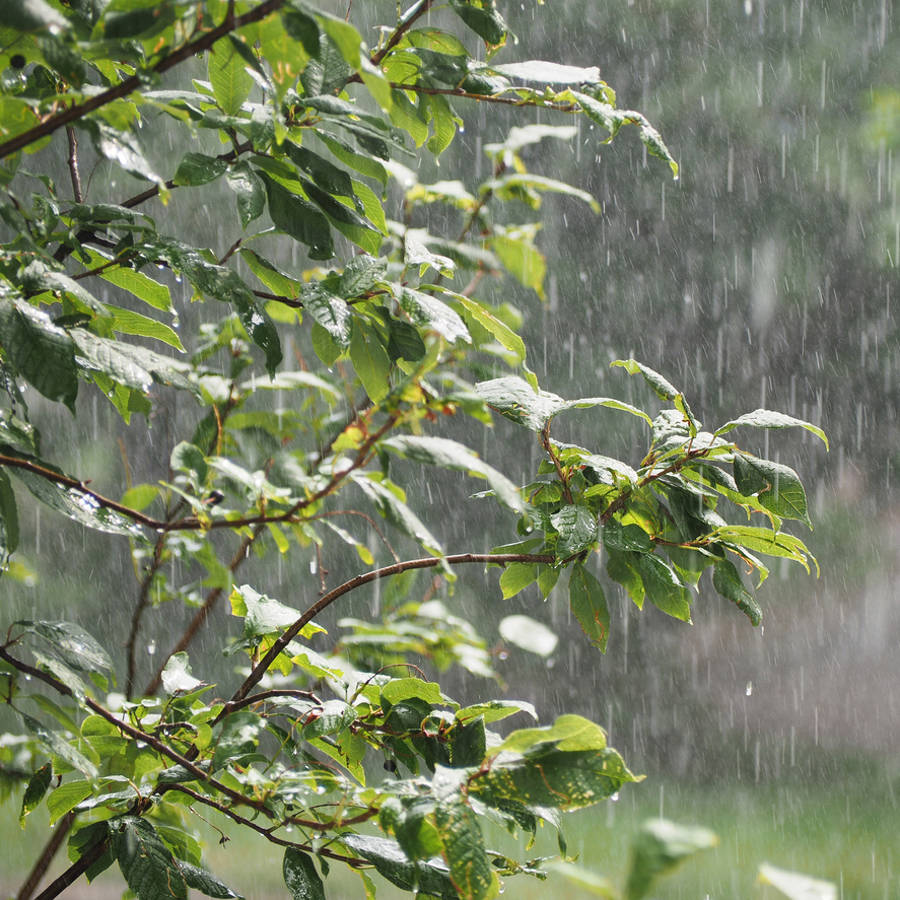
[142,523,263,695]
[15,812,76,900]
[224,551,556,710]
[0,0,286,160]
[160,783,369,867]
[65,127,84,203]
[31,837,108,900]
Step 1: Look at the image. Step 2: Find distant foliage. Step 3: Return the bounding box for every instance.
[0,1,826,898]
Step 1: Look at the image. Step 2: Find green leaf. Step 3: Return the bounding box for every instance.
[733,453,811,526]
[283,848,325,900]
[72,328,194,393]
[47,778,93,825]
[551,504,598,558]
[712,559,762,625]
[4,0,69,32]
[397,287,470,344]
[434,799,498,900]
[635,554,692,622]
[499,614,557,657]
[716,409,828,449]
[381,677,444,706]
[757,864,837,900]
[569,565,609,652]
[109,306,184,351]
[380,435,525,513]
[112,816,188,900]
[20,762,52,825]
[229,584,306,639]
[173,152,228,187]
[349,319,391,402]
[603,520,653,554]
[709,525,816,573]
[498,562,538,599]
[10,465,145,537]
[475,376,651,431]
[611,358,680,400]
[15,619,113,679]
[351,474,443,555]
[178,861,243,899]
[448,293,525,362]
[303,284,352,348]
[485,173,600,213]
[18,712,97,778]
[490,232,546,298]
[492,61,602,85]
[261,174,334,260]
[0,469,19,564]
[450,0,507,45]
[543,862,618,897]
[450,717,486,768]
[208,39,254,115]
[83,120,161,184]
[226,163,266,228]
[456,700,537,725]
[340,834,455,897]
[84,252,172,312]
[0,295,78,409]
[473,745,637,811]
[160,652,204,695]
[625,819,718,900]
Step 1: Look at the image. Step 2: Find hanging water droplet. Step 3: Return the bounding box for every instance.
[611,791,620,802]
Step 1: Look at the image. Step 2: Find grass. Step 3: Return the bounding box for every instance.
[3,763,896,899]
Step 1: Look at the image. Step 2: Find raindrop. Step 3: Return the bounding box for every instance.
[309,558,317,574]
[147,640,157,656]
[745,681,753,696]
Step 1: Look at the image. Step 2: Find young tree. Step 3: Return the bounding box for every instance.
[0,2,826,898]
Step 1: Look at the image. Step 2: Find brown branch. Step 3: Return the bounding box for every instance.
[370,0,434,68]
[15,812,76,900]
[125,533,168,699]
[65,127,84,203]
[32,836,108,900]
[224,552,556,710]
[219,688,322,716]
[142,523,263,696]
[541,422,574,505]
[0,0,287,160]
[144,416,398,690]
[160,783,368,867]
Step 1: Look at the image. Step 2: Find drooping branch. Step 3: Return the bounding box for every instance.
[0,0,287,160]
[224,551,556,710]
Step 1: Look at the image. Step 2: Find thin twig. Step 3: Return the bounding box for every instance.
[224,551,556,710]
[65,127,84,203]
[160,784,369,866]
[142,524,263,695]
